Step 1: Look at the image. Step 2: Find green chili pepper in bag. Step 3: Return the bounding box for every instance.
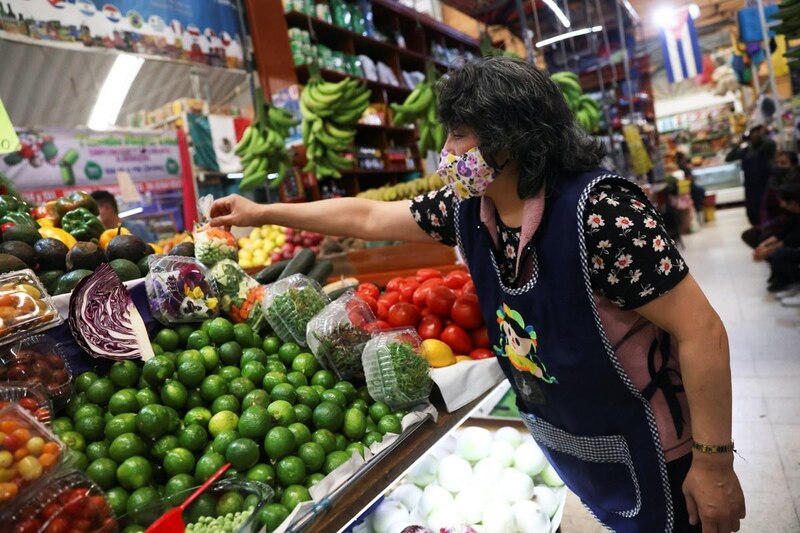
[61,207,105,241]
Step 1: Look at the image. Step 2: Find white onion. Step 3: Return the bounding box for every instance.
[455,427,493,462]
[513,441,548,477]
[489,439,516,467]
[482,501,516,533]
[408,455,438,487]
[389,483,423,511]
[374,500,411,533]
[532,486,560,518]
[453,485,487,524]
[427,504,465,532]
[420,484,454,518]
[472,456,504,485]
[540,464,564,487]
[437,455,473,493]
[494,426,524,448]
[499,467,535,503]
[511,500,551,533]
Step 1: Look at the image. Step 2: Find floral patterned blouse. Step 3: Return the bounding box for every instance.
[410,181,688,310]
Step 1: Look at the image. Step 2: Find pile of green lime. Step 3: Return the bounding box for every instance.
[55,318,407,532]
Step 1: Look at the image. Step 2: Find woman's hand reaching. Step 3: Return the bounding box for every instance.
[209,195,266,228]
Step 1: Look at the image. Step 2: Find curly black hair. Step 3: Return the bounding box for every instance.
[437,56,606,198]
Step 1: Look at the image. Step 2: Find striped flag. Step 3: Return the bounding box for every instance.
[659,8,703,83]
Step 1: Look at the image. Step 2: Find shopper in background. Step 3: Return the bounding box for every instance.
[211,57,745,533]
[90,190,157,243]
[741,150,799,248]
[753,180,800,296]
[726,125,777,227]
[675,151,706,215]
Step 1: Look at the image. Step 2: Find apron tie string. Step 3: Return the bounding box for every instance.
[641,331,686,439]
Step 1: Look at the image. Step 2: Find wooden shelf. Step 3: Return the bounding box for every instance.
[341,167,419,175]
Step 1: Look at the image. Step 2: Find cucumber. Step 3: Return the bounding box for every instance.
[306,259,333,285]
[254,260,290,284]
[277,248,316,280]
[327,285,356,301]
[322,277,359,298]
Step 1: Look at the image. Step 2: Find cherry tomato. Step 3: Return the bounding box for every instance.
[451,294,484,329]
[415,268,443,283]
[399,281,420,303]
[41,502,61,520]
[385,277,404,292]
[387,302,420,328]
[469,348,495,360]
[356,283,380,300]
[354,294,378,316]
[71,519,92,531]
[426,286,457,317]
[443,270,471,290]
[18,398,38,412]
[380,291,401,306]
[44,517,69,533]
[471,326,491,349]
[13,519,43,533]
[418,315,444,340]
[440,324,474,355]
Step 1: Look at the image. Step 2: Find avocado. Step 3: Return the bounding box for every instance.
[38,270,65,295]
[0,253,27,274]
[138,254,162,277]
[106,234,147,264]
[109,258,141,282]
[55,269,93,295]
[0,241,36,269]
[66,242,106,271]
[144,244,156,256]
[3,225,40,247]
[33,238,69,271]
[169,242,195,257]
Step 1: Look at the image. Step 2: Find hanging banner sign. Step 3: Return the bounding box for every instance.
[0,0,243,69]
[0,128,182,203]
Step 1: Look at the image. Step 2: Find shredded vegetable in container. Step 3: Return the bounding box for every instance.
[209,260,267,330]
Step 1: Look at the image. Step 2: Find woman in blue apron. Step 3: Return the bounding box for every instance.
[211,57,745,532]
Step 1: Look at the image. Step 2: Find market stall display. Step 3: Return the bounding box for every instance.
[238,225,324,270]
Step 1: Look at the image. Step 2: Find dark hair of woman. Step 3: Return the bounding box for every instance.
[778,150,799,167]
[436,56,607,199]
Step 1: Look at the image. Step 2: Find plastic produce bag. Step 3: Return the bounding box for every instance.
[210,259,267,330]
[194,195,238,267]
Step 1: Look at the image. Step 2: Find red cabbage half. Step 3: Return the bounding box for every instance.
[68,263,154,361]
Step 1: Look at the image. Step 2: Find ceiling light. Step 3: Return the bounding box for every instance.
[621,0,641,21]
[653,7,677,28]
[688,3,700,19]
[536,26,602,47]
[119,207,143,218]
[227,172,244,179]
[88,54,144,130]
[542,0,571,28]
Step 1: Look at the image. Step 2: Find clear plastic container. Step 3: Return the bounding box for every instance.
[0,335,72,408]
[210,260,268,330]
[263,274,330,346]
[0,404,66,510]
[118,477,273,533]
[0,383,54,424]
[362,328,433,410]
[306,291,376,380]
[146,256,221,325]
[194,223,238,267]
[0,269,63,347]
[5,470,117,532]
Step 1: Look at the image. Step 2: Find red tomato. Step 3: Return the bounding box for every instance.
[399,281,420,303]
[356,283,380,300]
[375,320,392,331]
[471,326,491,349]
[460,280,476,295]
[412,278,444,308]
[44,517,69,533]
[387,302,420,328]
[415,268,443,283]
[440,324,474,354]
[354,294,378,316]
[13,520,43,533]
[417,315,444,340]
[451,294,484,329]
[385,277,404,292]
[380,291,401,306]
[443,270,471,290]
[426,286,457,317]
[376,300,389,320]
[469,348,495,360]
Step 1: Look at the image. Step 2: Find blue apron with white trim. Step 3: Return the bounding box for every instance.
[454,170,673,532]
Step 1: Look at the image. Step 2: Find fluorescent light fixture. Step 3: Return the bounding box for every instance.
[688,3,700,19]
[119,207,143,218]
[88,54,145,130]
[267,173,280,181]
[621,0,640,21]
[536,26,602,47]
[227,172,244,179]
[654,4,699,28]
[542,0,571,28]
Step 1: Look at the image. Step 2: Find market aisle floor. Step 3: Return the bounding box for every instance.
[559,207,800,532]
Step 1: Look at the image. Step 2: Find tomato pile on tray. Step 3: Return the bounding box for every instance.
[352,269,492,360]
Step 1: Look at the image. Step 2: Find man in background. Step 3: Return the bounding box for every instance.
[726,125,777,227]
[91,190,157,243]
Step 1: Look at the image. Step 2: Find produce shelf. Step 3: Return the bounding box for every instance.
[340,167,420,175]
[295,64,412,101]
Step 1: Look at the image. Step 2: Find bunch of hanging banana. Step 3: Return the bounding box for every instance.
[551,71,601,133]
[390,81,446,154]
[235,102,299,191]
[300,77,371,179]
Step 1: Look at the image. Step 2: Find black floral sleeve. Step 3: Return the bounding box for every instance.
[585,182,688,309]
[409,187,458,247]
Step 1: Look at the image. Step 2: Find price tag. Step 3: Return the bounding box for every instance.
[116,171,143,204]
[0,97,20,154]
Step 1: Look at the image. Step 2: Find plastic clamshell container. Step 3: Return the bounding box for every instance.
[0,269,63,347]
[210,260,268,330]
[146,256,221,325]
[0,383,54,425]
[6,469,117,532]
[306,290,376,380]
[0,335,73,408]
[194,224,238,267]
[0,404,67,513]
[118,477,273,533]
[361,328,433,410]
[263,274,330,346]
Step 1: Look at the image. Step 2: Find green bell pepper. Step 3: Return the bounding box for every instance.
[61,207,105,241]
[0,211,37,227]
[0,195,19,217]
[56,191,99,217]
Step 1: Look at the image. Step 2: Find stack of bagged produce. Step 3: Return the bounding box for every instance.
[550,71,600,133]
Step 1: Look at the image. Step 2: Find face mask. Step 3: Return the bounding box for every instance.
[437,147,503,199]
